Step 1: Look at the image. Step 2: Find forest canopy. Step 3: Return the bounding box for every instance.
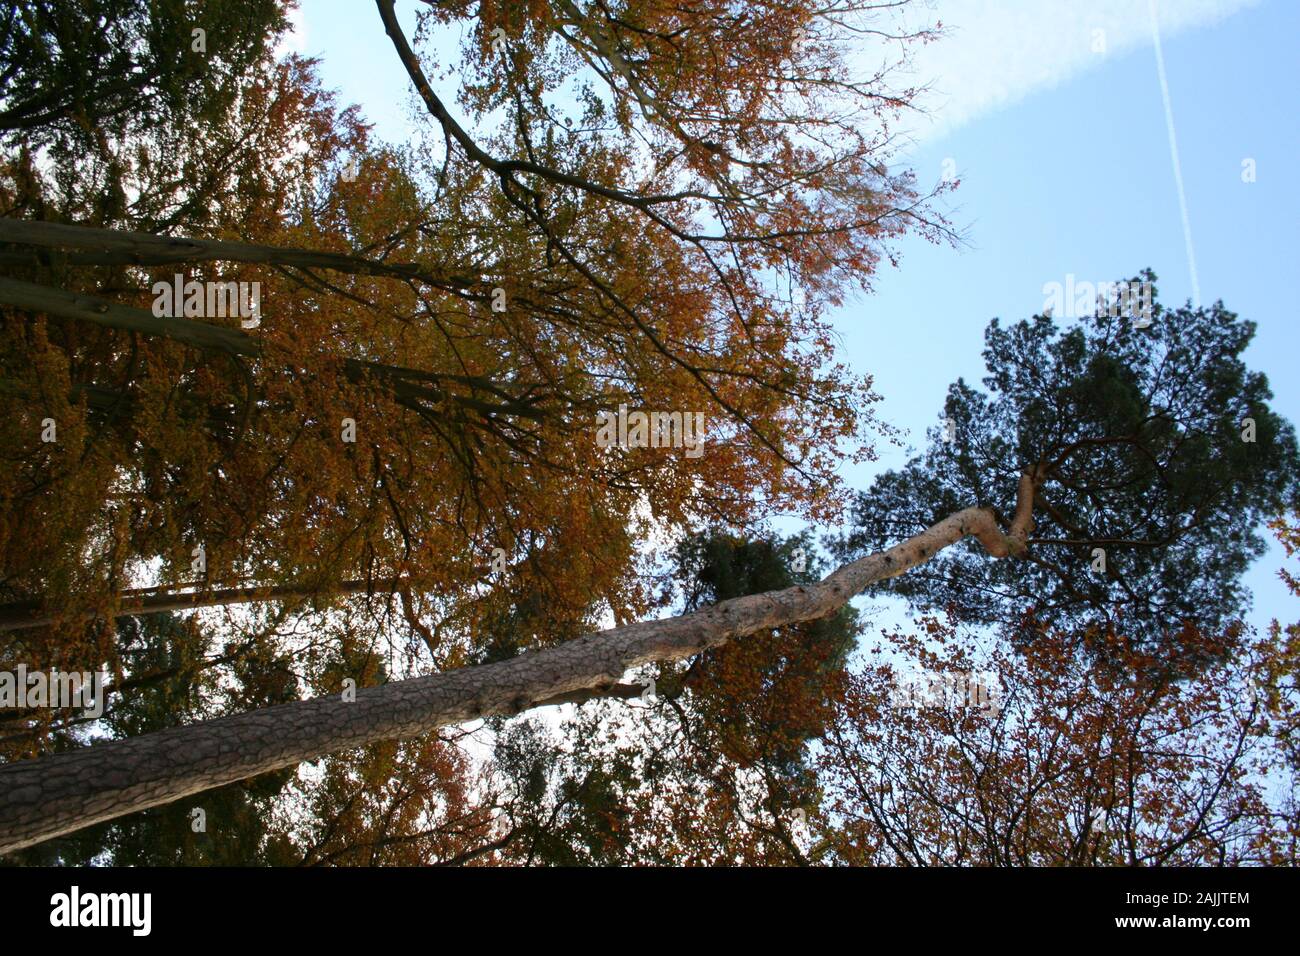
[0,0,1295,866]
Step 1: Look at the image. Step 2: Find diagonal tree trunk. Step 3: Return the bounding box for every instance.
[0,275,253,353]
[0,218,474,290]
[0,499,1035,854]
[0,268,528,437]
[0,580,385,634]
[0,275,546,420]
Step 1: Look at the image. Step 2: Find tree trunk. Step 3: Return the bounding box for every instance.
[0,275,253,353]
[0,217,471,289]
[0,502,1033,854]
[0,276,550,419]
[0,580,381,633]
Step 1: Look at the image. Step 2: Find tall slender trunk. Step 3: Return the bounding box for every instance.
[0,502,1033,854]
[0,217,472,289]
[0,580,382,633]
[1,219,556,421]
[0,275,253,353]
[0,276,550,419]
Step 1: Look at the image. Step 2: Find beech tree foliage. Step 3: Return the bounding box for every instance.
[816,608,1299,866]
[0,0,942,659]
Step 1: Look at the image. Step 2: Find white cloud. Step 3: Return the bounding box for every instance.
[875,0,1261,143]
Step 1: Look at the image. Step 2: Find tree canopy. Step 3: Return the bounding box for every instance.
[0,0,1296,866]
[836,281,1298,652]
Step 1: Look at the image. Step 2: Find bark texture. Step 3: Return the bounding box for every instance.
[0,504,1030,854]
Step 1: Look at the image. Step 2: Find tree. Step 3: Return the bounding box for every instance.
[475,530,858,865]
[422,517,1300,867]
[834,279,1299,652]
[0,1,290,143]
[1,2,1296,861]
[2,608,487,866]
[1,612,301,865]
[816,610,1297,866]
[0,0,298,232]
[0,12,387,654]
[1,0,936,657]
[1,278,1294,853]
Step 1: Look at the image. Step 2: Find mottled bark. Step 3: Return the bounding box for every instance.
[0,503,1031,854]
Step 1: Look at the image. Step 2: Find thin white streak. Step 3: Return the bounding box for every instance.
[1150,0,1201,308]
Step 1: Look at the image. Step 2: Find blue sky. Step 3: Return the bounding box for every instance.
[844,0,1300,633]
[291,0,1298,633]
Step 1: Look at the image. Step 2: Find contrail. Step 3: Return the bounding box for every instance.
[1149,0,1201,308]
